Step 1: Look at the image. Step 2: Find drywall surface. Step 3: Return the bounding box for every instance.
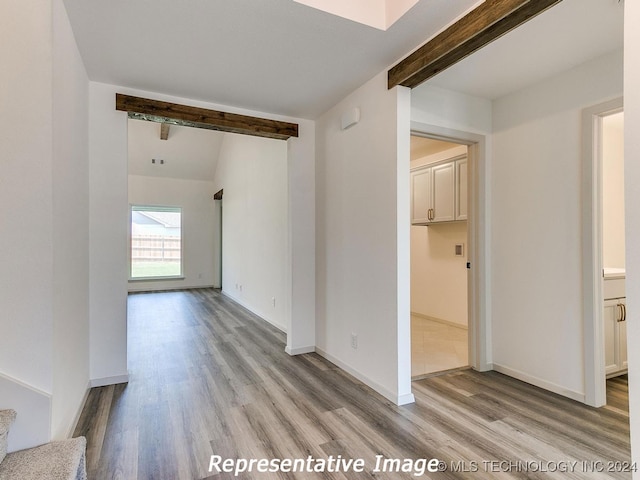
[0,0,55,396]
[623,1,640,472]
[128,175,217,292]
[213,134,288,331]
[51,0,90,439]
[411,84,492,135]
[315,71,413,404]
[602,112,625,269]
[491,50,623,399]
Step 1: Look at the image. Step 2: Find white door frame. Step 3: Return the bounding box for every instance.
[410,121,490,372]
[582,97,623,407]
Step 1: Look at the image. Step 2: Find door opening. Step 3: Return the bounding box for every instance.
[409,135,469,378]
[582,98,627,407]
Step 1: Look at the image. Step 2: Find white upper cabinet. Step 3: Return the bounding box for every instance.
[455,158,468,221]
[431,162,456,222]
[411,167,431,225]
[410,154,467,225]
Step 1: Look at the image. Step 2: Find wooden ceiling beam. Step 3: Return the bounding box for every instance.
[160,123,170,140]
[116,94,298,140]
[388,0,564,90]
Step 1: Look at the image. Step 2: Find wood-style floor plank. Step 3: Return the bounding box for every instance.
[74,289,631,479]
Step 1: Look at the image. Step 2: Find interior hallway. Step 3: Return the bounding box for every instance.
[75,289,631,479]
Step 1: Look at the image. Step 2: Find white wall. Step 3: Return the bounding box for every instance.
[212,134,288,331]
[623,1,640,472]
[602,112,625,269]
[491,50,623,400]
[410,146,468,327]
[315,71,414,405]
[0,0,90,445]
[0,0,55,397]
[128,176,217,292]
[51,0,90,438]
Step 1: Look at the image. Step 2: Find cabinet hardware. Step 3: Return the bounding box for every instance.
[622,303,627,322]
[617,304,624,322]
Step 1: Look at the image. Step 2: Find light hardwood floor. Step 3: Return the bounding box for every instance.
[75,289,631,479]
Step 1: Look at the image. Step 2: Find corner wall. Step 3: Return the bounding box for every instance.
[315,71,413,404]
[212,133,289,331]
[491,50,623,400]
[0,0,90,446]
[51,0,90,438]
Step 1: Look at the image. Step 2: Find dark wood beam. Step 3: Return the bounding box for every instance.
[213,189,223,200]
[388,0,564,89]
[160,123,170,140]
[116,94,298,140]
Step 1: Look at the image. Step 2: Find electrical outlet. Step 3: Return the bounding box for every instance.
[351,333,358,349]
[198,273,203,279]
[239,284,243,292]
[272,297,276,307]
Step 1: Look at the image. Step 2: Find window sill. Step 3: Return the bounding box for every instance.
[128,276,185,282]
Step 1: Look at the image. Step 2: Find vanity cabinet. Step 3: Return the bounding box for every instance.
[604,275,627,377]
[411,155,467,225]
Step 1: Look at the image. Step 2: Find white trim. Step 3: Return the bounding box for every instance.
[315,347,416,406]
[581,97,624,407]
[410,122,490,373]
[492,363,585,403]
[285,345,315,355]
[90,374,129,388]
[410,311,468,330]
[0,370,51,398]
[128,284,215,293]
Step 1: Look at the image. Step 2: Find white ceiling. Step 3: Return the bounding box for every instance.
[62,0,479,119]
[423,0,624,100]
[63,0,624,120]
[127,119,224,181]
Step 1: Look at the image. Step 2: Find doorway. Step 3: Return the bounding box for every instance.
[410,135,469,378]
[408,122,488,380]
[582,98,627,407]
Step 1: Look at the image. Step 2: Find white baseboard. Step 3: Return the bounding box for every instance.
[89,374,129,388]
[411,312,468,330]
[128,284,216,293]
[285,345,315,355]
[221,290,287,333]
[315,348,415,406]
[491,363,585,403]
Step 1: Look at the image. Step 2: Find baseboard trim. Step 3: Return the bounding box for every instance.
[491,363,585,403]
[315,347,415,406]
[221,290,287,333]
[411,312,468,330]
[89,374,129,388]
[285,345,315,355]
[128,284,216,293]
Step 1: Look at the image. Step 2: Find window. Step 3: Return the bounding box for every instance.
[130,205,182,279]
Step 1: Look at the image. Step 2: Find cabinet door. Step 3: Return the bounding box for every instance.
[455,158,468,221]
[619,300,627,370]
[604,299,619,376]
[431,162,455,222]
[411,167,431,225]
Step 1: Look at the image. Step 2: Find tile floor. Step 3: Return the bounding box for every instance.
[411,314,468,378]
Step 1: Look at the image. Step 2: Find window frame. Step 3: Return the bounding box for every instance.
[128,204,184,281]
